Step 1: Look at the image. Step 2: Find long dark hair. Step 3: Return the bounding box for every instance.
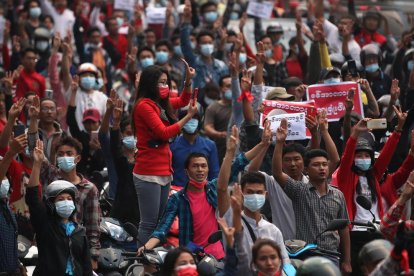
[352,151,377,203]
[251,239,283,273]
[161,247,195,276]
[131,65,177,134]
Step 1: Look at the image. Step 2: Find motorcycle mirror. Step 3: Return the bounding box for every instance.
[325,219,349,232]
[123,222,138,238]
[208,230,222,244]
[356,195,372,210]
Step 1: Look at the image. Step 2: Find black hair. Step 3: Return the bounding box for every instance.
[137,46,155,58]
[155,39,173,52]
[196,30,215,44]
[218,75,231,87]
[86,26,101,37]
[171,34,180,44]
[184,152,208,169]
[288,36,298,46]
[200,1,218,14]
[131,65,176,134]
[55,136,83,155]
[162,247,195,275]
[251,239,284,273]
[303,149,328,167]
[24,0,40,12]
[104,16,117,28]
[120,117,131,134]
[259,34,272,42]
[240,172,266,191]
[22,47,37,57]
[42,14,54,24]
[227,30,237,37]
[144,28,156,35]
[25,92,37,98]
[282,143,306,158]
[40,97,57,107]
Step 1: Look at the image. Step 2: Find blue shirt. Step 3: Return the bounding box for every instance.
[61,222,76,276]
[151,153,249,247]
[180,24,229,89]
[171,135,219,187]
[0,200,18,273]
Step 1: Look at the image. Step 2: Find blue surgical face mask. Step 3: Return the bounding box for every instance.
[24,146,31,157]
[57,157,76,173]
[224,90,232,100]
[36,41,49,52]
[94,78,104,90]
[354,158,371,171]
[55,200,75,218]
[190,42,196,50]
[116,17,124,28]
[224,43,233,52]
[230,12,239,20]
[265,49,273,58]
[155,51,169,64]
[173,45,183,56]
[183,119,199,134]
[141,57,154,68]
[200,44,214,57]
[0,179,10,199]
[243,194,266,212]
[239,53,247,64]
[324,78,341,84]
[408,60,414,72]
[30,7,42,18]
[80,76,96,90]
[204,96,215,106]
[204,11,218,23]
[365,63,379,73]
[122,136,137,150]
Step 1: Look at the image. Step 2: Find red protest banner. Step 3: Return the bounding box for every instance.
[306,82,364,121]
[259,100,317,138]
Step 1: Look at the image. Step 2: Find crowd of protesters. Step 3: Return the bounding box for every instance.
[1,0,414,275]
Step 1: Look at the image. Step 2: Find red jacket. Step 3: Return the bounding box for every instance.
[334,132,401,226]
[381,153,414,210]
[133,92,191,176]
[15,69,46,99]
[355,29,387,48]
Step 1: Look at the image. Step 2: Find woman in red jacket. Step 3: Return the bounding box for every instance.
[336,111,406,274]
[131,62,198,246]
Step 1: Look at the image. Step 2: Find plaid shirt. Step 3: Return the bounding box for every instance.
[40,162,101,257]
[381,200,414,242]
[0,200,18,273]
[151,153,249,246]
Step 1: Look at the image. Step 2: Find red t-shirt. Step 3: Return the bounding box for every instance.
[15,69,46,99]
[104,34,128,69]
[187,190,225,260]
[285,59,304,80]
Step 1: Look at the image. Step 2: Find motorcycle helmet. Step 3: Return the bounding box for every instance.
[355,138,374,157]
[78,63,99,77]
[363,10,382,29]
[358,239,392,266]
[360,43,382,67]
[296,257,341,276]
[44,180,78,216]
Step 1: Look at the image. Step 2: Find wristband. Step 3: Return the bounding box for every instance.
[237,91,254,102]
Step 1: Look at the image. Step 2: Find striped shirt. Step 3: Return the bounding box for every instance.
[284,176,349,251]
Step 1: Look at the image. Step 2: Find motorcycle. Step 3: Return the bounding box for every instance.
[97,218,138,276]
[18,234,38,276]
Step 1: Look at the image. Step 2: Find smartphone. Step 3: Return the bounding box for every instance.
[367,118,387,130]
[90,130,99,140]
[13,124,26,137]
[348,60,358,77]
[45,89,53,99]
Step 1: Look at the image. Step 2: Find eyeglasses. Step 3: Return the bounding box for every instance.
[41,107,56,112]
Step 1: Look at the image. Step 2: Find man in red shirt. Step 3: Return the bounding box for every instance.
[103,17,128,70]
[355,10,387,48]
[15,48,46,99]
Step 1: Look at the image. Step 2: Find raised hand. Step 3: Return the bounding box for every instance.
[106,89,118,111]
[181,58,196,81]
[52,32,62,53]
[240,69,252,91]
[112,98,123,126]
[228,53,237,76]
[217,217,235,248]
[239,12,247,32]
[12,35,21,53]
[390,79,400,102]
[9,98,27,120]
[358,79,371,93]
[28,96,40,119]
[187,100,198,117]
[256,41,266,64]
[393,105,407,131]
[345,88,355,112]
[352,118,370,135]
[71,75,79,94]
[305,115,318,135]
[33,139,44,163]
[230,183,243,214]
[317,109,328,132]
[135,72,141,91]
[127,46,138,66]
[9,134,27,155]
[182,0,192,23]
[276,118,288,142]
[312,19,325,43]
[261,120,272,145]
[226,125,239,153]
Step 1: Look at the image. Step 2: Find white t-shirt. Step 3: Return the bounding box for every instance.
[323,19,361,63]
[39,0,75,36]
[65,88,107,131]
[353,176,379,231]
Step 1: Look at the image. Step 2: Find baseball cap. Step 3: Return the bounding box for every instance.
[320,67,341,80]
[266,87,295,101]
[82,108,101,123]
[267,24,283,34]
